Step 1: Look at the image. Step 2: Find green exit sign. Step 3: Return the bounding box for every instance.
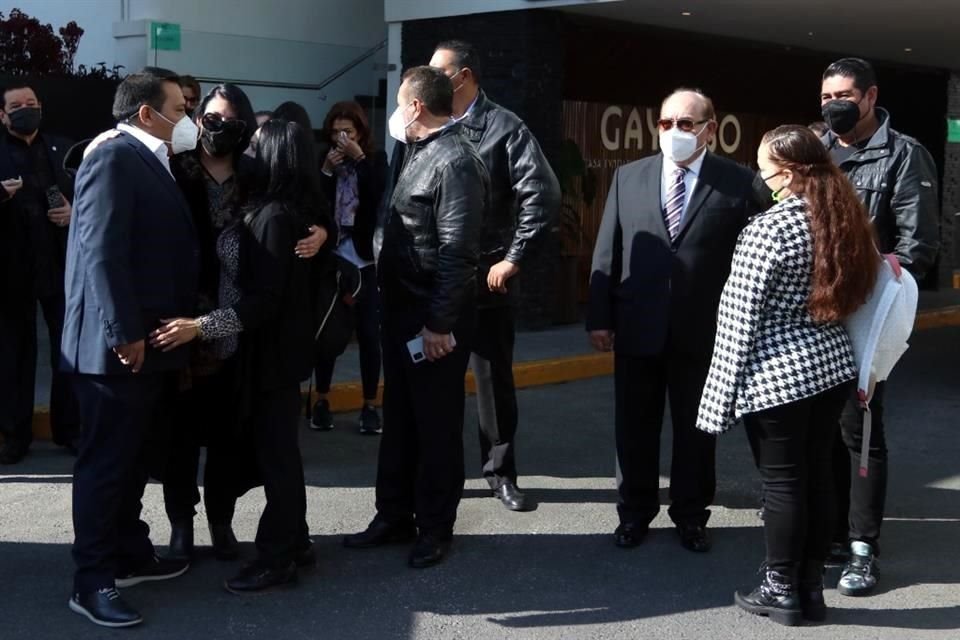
[948,118,960,143]
[150,22,181,51]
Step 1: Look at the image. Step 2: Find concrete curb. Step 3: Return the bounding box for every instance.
[25,306,960,438]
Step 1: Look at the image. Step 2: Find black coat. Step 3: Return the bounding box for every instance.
[587,151,759,358]
[320,150,387,262]
[374,125,488,333]
[0,132,74,302]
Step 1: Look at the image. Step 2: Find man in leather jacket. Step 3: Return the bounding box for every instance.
[819,57,940,597]
[344,66,488,569]
[430,40,560,512]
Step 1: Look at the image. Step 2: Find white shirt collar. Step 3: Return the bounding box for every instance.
[663,148,707,177]
[117,122,173,175]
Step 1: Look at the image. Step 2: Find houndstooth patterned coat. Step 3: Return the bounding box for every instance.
[696,196,856,434]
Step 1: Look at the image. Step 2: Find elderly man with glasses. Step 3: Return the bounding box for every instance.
[587,88,765,554]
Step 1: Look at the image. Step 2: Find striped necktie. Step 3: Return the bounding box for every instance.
[664,167,687,240]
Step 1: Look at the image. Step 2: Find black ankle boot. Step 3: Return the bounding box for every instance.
[168,520,194,560]
[209,522,240,561]
[734,568,802,626]
[799,562,827,622]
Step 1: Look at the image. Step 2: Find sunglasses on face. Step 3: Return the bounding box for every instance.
[201,112,247,135]
[657,118,710,133]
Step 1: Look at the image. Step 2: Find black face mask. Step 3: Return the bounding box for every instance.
[8,106,42,135]
[201,128,244,157]
[821,99,862,136]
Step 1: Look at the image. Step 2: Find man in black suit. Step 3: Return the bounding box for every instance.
[587,89,759,553]
[0,82,81,463]
[62,68,200,628]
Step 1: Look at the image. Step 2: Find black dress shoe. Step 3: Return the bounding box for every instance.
[677,523,711,552]
[343,518,417,549]
[168,520,194,560]
[69,588,143,628]
[209,522,240,561]
[225,561,297,594]
[613,522,648,548]
[409,533,451,569]
[493,482,528,511]
[0,440,28,465]
[115,555,189,588]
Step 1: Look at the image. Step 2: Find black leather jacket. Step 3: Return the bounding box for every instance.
[374,124,488,333]
[822,108,940,279]
[459,90,560,305]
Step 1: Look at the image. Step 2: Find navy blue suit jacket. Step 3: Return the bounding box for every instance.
[60,132,199,375]
[586,152,759,358]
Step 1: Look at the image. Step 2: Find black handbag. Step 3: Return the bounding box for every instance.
[313,255,363,362]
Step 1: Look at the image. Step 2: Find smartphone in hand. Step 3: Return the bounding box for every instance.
[46,185,64,209]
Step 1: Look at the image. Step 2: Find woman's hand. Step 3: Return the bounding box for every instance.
[295,225,329,258]
[323,149,344,173]
[150,318,200,352]
[337,138,364,161]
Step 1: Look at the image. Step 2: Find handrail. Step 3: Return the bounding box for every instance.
[193,38,387,92]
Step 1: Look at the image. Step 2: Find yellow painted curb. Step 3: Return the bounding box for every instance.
[24,305,960,439]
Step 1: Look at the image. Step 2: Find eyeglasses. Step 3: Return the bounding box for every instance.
[657,118,710,132]
[201,112,247,135]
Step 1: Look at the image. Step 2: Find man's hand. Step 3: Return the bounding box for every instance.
[2,177,23,200]
[487,260,519,294]
[150,318,200,352]
[421,327,456,362]
[113,339,146,372]
[47,196,72,227]
[590,330,614,352]
[295,225,329,258]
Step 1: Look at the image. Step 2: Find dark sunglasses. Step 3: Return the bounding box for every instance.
[201,112,247,135]
[657,117,710,133]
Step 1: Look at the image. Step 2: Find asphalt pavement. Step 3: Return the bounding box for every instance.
[2,327,959,639]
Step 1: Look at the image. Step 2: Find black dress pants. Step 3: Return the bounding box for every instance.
[744,382,850,577]
[833,381,888,553]
[162,363,238,526]
[0,294,79,448]
[470,304,518,489]
[614,352,715,527]
[374,306,474,537]
[250,383,309,568]
[71,373,167,593]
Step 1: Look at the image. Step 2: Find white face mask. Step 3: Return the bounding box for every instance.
[388,102,415,143]
[152,108,199,154]
[659,126,706,164]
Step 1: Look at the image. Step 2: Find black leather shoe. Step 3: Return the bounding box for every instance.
[343,518,417,549]
[115,555,189,588]
[69,588,143,628]
[225,561,297,594]
[613,522,648,548]
[209,522,240,561]
[493,482,528,511]
[734,568,802,626]
[677,523,711,552]
[409,533,451,569]
[168,520,194,560]
[0,440,28,465]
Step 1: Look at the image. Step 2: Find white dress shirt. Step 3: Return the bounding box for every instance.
[660,150,706,225]
[117,123,173,177]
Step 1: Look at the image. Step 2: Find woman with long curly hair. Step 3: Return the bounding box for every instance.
[697,124,877,626]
